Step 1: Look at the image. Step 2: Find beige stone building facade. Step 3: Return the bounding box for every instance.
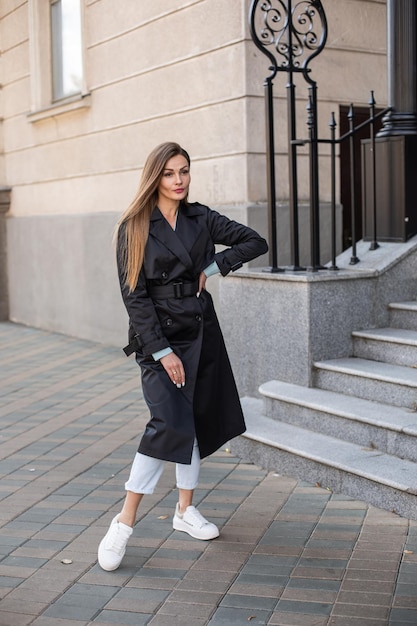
[0,0,386,345]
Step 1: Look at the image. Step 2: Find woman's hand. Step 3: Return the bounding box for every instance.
[160,352,185,388]
[197,271,207,297]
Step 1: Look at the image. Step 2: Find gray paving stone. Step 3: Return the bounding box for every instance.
[208,606,271,624]
[242,563,294,577]
[395,575,417,598]
[133,567,188,579]
[276,599,333,615]
[104,587,170,612]
[0,576,24,588]
[235,572,289,587]
[298,557,349,568]
[93,610,151,624]
[306,539,356,550]
[219,594,276,610]
[43,604,103,621]
[1,556,48,568]
[287,577,341,591]
[389,608,417,622]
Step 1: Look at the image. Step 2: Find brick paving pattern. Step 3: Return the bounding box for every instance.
[0,321,416,626]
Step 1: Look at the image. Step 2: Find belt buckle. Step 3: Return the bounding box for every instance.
[173,282,184,298]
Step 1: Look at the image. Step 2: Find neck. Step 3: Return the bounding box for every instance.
[158,199,180,216]
[158,200,180,229]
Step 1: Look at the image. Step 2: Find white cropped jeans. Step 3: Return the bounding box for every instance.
[124,439,200,495]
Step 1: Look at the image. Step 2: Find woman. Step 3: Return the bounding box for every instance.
[98,142,268,571]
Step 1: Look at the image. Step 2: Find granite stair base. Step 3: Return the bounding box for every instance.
[232,301,417,521]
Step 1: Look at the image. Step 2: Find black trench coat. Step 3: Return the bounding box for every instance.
[118,201,268,464]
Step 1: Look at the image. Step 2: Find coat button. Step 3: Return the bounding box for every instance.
[162,271,168,279]
[195,314,202,322]
[166,318,173,326]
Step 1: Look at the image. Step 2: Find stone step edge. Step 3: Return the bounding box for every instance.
[352,327,417,347]
[314,357,417,388]
[389,301,417,312]
[241,397,417,495]
[259,380,417,435]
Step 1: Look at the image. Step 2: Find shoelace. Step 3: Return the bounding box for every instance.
[184,507,209,528]
[106,524,130,554]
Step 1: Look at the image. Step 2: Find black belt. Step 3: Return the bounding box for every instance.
[148,280,199,299]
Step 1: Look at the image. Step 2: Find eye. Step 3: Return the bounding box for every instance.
[163,172,173,177]
[181,169,189,175]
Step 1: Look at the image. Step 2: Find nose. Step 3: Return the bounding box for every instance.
[175,172,182,184]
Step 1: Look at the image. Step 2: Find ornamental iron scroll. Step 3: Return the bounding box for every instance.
[250,0,327,77]
[249,0,328,270]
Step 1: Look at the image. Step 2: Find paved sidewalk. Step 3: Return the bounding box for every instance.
[0,321,417,626]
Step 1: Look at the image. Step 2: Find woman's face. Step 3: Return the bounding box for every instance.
[157,154,190,207]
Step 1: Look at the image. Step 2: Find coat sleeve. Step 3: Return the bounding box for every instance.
[117,228,171,357]
[204,207,269,276]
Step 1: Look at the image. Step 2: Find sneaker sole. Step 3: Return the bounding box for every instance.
[173,517,219,540]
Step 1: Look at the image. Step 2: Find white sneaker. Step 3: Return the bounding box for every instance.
[173,504,219,540]
[98,514,132,571]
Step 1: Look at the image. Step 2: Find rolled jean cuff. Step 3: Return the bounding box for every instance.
[124,439,201,495]
[124,452,165,495]
[175,439,200,490]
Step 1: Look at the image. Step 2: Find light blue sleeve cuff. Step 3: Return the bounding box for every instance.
[152,347,173,361]
[203,261,220,278]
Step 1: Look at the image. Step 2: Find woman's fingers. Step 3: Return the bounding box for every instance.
[171,366,185,387]
[197,271,207,297]
[170,362,185,387]
[160,354,185,387]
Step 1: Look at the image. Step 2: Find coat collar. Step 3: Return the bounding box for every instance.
[149,201,204,223]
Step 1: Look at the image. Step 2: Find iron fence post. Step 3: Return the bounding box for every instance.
[348,104,360,264]
[287,73,302,270]
[249,0,282,272]
[265,75,280,271]
[307,87,321,270]
[329,112,338,270]
[368,91,379,250]
[286,0,302,270]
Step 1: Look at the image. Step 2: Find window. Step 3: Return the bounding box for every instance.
[28,0,89,120]
[50,0,83,101]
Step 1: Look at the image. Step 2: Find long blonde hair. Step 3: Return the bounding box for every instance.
[116,142,190,292]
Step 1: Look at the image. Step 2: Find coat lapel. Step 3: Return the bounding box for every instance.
[150,205,204,271]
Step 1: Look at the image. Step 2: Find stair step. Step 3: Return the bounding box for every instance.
[231,397,417,520]
[259,380,417,462]
[353,327,417,367]
[390,301,417,330]
[314,357,417,409]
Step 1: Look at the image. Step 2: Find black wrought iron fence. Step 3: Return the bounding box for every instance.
[249,0,390,272]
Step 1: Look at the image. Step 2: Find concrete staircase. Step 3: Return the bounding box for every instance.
[232,301,417,520]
